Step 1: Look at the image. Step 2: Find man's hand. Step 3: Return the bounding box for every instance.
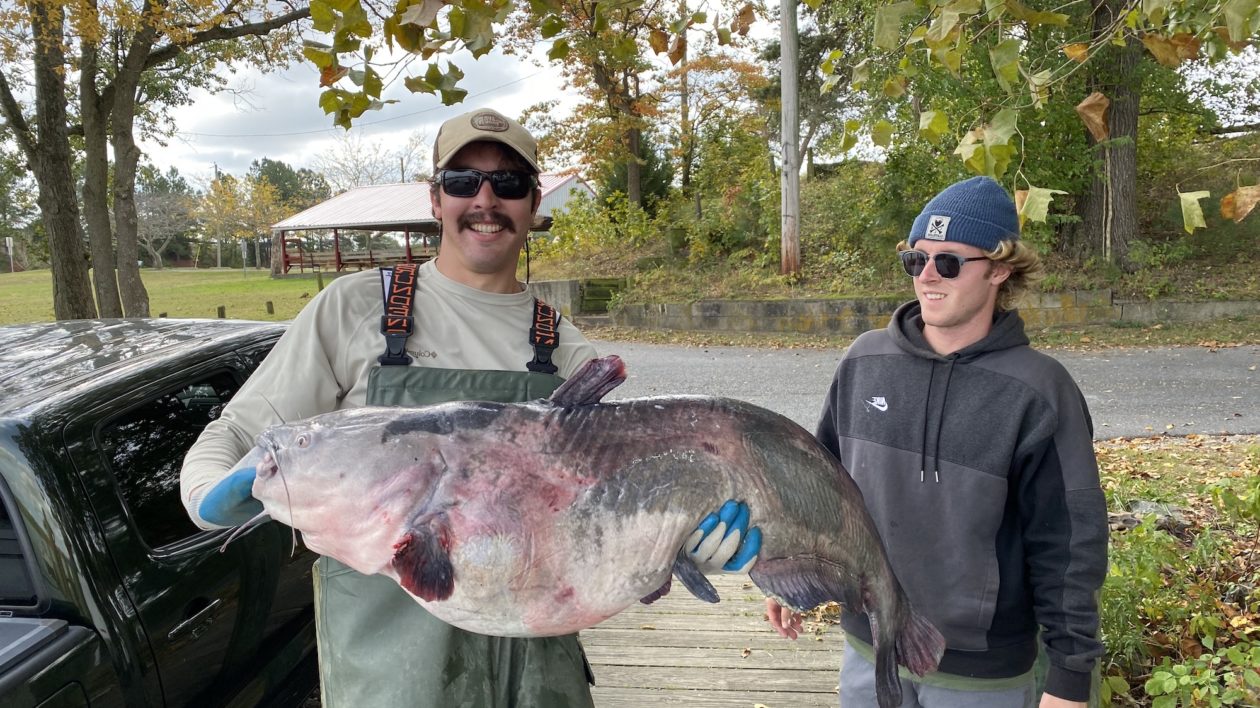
[684,499,762,573]
[199,467,264,526]
[765,597,804,640]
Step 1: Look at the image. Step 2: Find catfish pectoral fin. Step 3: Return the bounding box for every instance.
[748,556,863,612]
[392,513,455,601]
[671,549,719,603]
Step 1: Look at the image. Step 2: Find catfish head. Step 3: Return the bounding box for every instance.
[248,405,459,576]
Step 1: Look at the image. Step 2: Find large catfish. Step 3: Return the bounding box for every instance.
[245,355,944,708]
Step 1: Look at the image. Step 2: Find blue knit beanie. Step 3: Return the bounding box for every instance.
[908,176,1019,251]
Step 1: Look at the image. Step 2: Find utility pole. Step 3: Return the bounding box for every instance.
[780,0,801,275]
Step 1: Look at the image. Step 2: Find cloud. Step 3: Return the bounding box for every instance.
[141,46,577,183]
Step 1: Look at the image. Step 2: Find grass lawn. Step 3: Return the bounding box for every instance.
[0,268,329,324]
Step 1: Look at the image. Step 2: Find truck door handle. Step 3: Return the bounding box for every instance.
[168,598,222,641]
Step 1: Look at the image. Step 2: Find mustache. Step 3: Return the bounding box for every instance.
[457,211,517,233]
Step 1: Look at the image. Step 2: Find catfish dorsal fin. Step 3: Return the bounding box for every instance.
[548,355,627,406]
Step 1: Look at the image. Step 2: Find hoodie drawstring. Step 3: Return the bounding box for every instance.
[921,358,958,483]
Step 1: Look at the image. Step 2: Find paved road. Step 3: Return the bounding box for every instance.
[590,339,1260,440]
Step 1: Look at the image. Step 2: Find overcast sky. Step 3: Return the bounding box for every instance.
[138,45,581,185]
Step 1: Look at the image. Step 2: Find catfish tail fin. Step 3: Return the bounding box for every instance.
[897,610,946,677]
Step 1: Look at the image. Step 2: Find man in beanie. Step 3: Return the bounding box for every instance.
[767,177,1107,707]
[181,107,759,707]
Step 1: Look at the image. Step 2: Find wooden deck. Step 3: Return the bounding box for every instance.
[583,575,846,707]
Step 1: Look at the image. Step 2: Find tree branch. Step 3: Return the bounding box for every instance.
[143,7,311,71]
[1210,122,1260,135]
[0,72,36,162]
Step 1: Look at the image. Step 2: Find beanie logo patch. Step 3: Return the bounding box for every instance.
[925,215,951,240]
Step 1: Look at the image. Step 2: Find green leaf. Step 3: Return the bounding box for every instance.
[610,36,638,61]
[1027,69,1051,108]
[919,109,949,143]
[319,88,345,115]
[989,39,1022,94]
[883,76,907,98]
[1018,185,1067,225]
[1005,0,1069,26]
[872,119,894,147]
[1106,675,1130,695]
[717,27,733,45]
[548,38,570,60]
[874,2,919,51]
[340,0,373,38]
[303,45,335,69]
[691,11,707,24]
[1223,0,1260,42]
[850,58,870,90]
[1180,190,1211,233]
[363,66,383,98]
[1245,668,1260,688]
[1143,0,1171,27]
[310,0,337,32]
[986,108,1018,147]
[983,0,1006,21]
[840,119,861,151]
[927,0,981,45]
[403,74,436,94]
[540,15,566,39]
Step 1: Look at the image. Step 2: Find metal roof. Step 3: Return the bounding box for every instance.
[271,173,591,233]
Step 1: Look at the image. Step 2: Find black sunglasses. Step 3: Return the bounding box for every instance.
[437,169,535,200]
[900,250,989,279]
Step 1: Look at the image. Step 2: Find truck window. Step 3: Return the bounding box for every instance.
[0,494,37,606]
[97,371,242,549]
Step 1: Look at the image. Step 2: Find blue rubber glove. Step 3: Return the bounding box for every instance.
[199,467,264,526]
[684,499,762,574]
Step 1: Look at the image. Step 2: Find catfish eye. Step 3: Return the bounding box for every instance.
[296,434,310,449]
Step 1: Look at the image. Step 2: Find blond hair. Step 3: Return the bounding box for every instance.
[897,239,1044,312]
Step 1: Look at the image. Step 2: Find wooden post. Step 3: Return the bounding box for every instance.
[316,269,324,292]
[265,301,274,315]
[779,0,801,275]
[217,305,226,318]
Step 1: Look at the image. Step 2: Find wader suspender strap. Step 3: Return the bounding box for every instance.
[527,298,560,375]
[378,264,419,366]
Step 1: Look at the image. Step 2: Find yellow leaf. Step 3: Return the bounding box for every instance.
[872,119,894,147]
[1221,185,1260,223]
[1179,190,1211,234]
[1075,91,1110,142]
[883,76,907,98]
[731,3,756,36]
[1063,43,1089,62]
[1017,185,1069,227]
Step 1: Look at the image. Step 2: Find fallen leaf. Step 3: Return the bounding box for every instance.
[742,647,752,658]
[640,624,656,630]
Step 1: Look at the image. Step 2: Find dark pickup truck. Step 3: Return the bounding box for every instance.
[0,319,318,707]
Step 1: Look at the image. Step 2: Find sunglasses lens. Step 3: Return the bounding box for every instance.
[442,171,482,197]
[491,171,533,199]
[901,251,928,277]
[935,255,962,278]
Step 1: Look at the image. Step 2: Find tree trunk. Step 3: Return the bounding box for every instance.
[107,20,157,316]
[626,125,642,207]
[15,2,97,319]
[80,38,124,317]
[1071,0,1142,267]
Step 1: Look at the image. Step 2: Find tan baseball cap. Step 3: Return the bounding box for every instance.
[432,108,541,173]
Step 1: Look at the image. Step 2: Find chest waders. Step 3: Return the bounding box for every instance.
[314,264,596,708]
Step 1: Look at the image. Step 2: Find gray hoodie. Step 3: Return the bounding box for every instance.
[817,301,1107,701]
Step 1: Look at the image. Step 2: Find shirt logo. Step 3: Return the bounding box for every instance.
[925,215,951,240]
[864,396,889,412]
